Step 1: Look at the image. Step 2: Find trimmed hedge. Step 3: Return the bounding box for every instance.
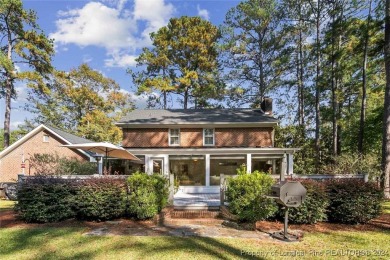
[74,179,127,221]
[285,179,329,224]
[127,173,169,220]
[226,171,277,222]
[16,177,77,223]
[326,179,383,224]
[16,174,169,223]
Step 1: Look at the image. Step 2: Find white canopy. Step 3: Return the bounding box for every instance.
[61,142,140,161]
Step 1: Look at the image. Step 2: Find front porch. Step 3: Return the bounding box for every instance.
[128,147,298,190]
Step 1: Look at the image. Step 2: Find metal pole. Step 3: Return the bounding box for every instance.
[284,207,289,239]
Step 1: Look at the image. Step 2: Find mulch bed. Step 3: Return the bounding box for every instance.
[256,213,390,233]
[2,208,390,234]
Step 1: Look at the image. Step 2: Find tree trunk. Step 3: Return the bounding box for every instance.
[183,87,188,109]
[3,21,13,149]
[297,3,305,129]
[331,13,337,156]
[382,0,390,199]
[315,1,322,172]
[3,77,12,148]
[358,0,373,156]
[163,91,167,109]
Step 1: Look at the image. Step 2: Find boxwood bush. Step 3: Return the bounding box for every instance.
[73,178,127,221]
[326,179,383,224]
[127,173,169,220]
[284,179,329,224]
[226,171,277,222]
[16,177,76,223]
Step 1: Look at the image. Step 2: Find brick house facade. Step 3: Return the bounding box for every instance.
[118,108,298,193]
[122,127,274,148]
[0,125,93,183]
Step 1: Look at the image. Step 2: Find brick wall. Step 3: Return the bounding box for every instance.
[0,129,88,183]
[215,128,273,147]
[122,127,273,148]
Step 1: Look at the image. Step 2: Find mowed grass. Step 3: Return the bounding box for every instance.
[383,200,390,214]
[0,200,15,212]
[0,226,389,259]
[0,201,389,259]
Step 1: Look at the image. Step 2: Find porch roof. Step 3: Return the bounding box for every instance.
[124,147,299,155]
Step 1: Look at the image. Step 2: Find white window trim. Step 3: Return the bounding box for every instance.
[43,135,50,143]
[169,128,180,146]
[203,128,215,146]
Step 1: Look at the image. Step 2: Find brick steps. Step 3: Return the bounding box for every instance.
[170,210,221,219]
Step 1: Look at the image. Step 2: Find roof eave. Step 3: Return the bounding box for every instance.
[116,122,279,128]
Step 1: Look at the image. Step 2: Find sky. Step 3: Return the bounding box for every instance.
[4,0,241,129]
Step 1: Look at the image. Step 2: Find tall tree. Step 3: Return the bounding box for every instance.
[131,16,223,109]
[0,0,53,148]
[358,0,373,155]
[221,0,289,107]
[28,64,133,144]
[382,0,390,199]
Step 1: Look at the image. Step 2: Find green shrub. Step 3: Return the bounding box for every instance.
[151,174,169,211]
[74,178,126,221]
[127,173,168,220]
[16,177,76,223]
[225,171,277,222]
[326,179,383,224]
[283,179,328,224]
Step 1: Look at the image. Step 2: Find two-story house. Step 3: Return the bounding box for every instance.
[117,104,297,193]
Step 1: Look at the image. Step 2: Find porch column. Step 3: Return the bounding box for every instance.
[272,159,276,175]
[205,154,210,186]
[246,154,252,173]
[98,160,103,175]
[287,154,293,175]
[280,153,287,181]
[163,155,169,176]
[145,155,152,174]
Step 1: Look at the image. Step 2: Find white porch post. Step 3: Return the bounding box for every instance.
[246,154,252,173]
[98,160,103,175]
[163,155,169,176]
[272,159,276,174]
[287,154,294,175]
[145,155,152,174]
[280,153,287,181]
[205,154,210,186]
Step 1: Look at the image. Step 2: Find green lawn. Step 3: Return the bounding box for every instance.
[0,201,389,259]
[0,200,15,212]
[0,226,389,259]
[383,200,390,214]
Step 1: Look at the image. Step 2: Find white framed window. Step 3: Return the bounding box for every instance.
[169,129,180,146]
[203,128,215,146]
[43,135,50,143]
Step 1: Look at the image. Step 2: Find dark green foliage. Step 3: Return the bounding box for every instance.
[16,177,76,223]
[326,179,383,224]
[29,153,97,175]
[286,179,329,224]
[127,173,169,220]
[225,171,277,222]
[73,179,126,221]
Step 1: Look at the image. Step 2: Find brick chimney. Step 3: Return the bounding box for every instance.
[261,97,273,115]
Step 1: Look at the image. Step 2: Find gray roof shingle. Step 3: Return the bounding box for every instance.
[45,125,94,144]
[117,109,278,125]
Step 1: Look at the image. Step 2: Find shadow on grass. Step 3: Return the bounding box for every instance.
[0,222,264,260]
